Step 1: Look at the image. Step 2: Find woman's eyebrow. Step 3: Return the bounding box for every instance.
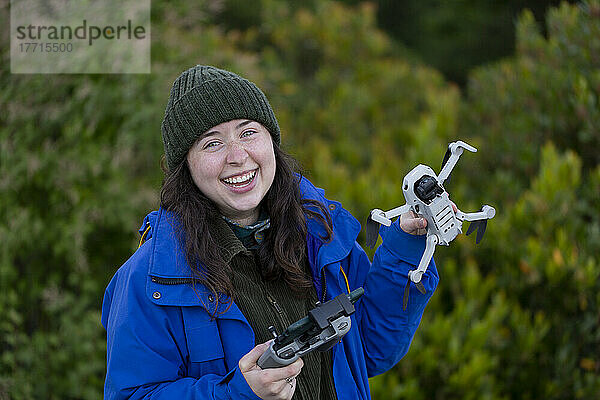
[197,120,255,143]
[200,120,254,140]
[198,129,220,141]
[235,120,253,129]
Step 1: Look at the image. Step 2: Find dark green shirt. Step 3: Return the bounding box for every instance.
[212,215,337,400]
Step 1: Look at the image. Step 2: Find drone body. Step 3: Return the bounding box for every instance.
[366,141,496,309]
[403,164,460,246]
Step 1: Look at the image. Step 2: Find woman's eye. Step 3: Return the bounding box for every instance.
[203,141,221,150]
[241,129,257,138]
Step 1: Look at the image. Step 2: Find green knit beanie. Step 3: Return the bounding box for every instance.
[161,65,281,171]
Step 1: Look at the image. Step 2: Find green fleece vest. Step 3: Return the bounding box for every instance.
[212,216,337,400]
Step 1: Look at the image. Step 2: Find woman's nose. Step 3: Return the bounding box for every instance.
[226,142,248,164]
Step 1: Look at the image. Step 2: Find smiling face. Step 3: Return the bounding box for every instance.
[186,119,276,226]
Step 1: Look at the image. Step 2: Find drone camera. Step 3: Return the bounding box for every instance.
[414,175,444,203]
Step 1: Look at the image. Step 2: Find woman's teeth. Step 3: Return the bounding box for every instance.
[222,170,257,186]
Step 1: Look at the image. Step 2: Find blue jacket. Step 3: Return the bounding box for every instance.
[102,176,438,399]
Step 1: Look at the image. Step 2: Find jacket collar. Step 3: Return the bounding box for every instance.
[297,174,362,270]
[143,175,361,304]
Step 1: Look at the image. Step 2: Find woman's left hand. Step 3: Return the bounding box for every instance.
[400,202,457,235]
[399,211,427,235]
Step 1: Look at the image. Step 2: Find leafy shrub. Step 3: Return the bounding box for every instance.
[371,2,600,398]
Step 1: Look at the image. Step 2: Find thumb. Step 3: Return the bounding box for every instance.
[401,214,427,233]
[239,340,272,372]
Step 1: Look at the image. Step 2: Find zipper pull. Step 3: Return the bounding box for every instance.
[266,293,284,316]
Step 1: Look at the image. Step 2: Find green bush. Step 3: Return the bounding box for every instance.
[371,2,600,399]
[462,1,600,202]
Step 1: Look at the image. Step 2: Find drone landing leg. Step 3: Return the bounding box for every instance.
[410,234,438,285]
[404,234,438,310]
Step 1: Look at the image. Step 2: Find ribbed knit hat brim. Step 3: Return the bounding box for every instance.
[161,65,281,171]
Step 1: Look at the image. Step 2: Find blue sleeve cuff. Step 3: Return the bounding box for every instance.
[379,218,428,266]
[223,367,262,400]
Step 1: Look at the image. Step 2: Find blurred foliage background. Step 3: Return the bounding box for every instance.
[1,0,599,399]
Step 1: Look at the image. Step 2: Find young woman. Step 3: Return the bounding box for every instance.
[102,65,439,400]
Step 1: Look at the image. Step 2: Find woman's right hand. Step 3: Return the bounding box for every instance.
[238,341,304,400]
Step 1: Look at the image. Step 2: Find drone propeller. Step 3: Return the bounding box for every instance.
[402,280,410,310]
[466,219,488,244]
[402,275,427,310]
[365,217,381,248]
[440,147,452,185]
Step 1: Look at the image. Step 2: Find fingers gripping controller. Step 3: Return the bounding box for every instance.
[257,288,364,369]
[365,140,496,310]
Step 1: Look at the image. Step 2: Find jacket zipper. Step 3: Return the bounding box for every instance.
[151,276,196,285]
[266,293,285,319]
[153,267,329,311]
[320,267,327,303]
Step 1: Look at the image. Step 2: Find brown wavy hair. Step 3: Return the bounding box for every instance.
[160,143,333,312]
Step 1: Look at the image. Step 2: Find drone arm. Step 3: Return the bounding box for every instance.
[438,141,477,185]
[370,204,411,226]
[455,205,496,222]
[382,204,412,220]
[408,234,438,284]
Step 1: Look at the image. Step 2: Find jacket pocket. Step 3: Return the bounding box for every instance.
[183,311,228,377]
[186,323,225,362]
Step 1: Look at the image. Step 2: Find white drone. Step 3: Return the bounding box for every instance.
[366,141,496,309]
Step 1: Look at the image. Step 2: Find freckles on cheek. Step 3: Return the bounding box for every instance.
[187,156,208,182]
[194,156,222,180]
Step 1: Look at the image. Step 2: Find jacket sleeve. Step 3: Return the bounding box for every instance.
[349,218,439,377]
[101,264,261,400]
